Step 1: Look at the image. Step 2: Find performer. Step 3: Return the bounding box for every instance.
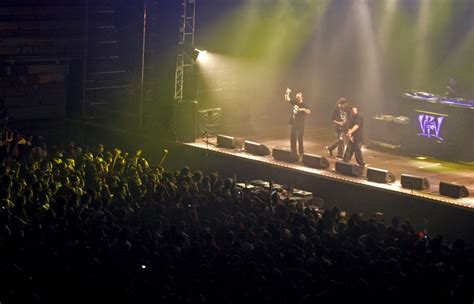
[444,78,457,97]
[284,88,311,155]
[343,105,365,167]
[326,97,348,158]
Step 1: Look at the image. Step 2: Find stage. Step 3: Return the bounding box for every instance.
[182,128,474,211]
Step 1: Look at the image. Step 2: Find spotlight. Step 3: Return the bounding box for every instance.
[194,48,208,63]
[191,49,199,61]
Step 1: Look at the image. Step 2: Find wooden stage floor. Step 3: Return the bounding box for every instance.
[183,128,474,211]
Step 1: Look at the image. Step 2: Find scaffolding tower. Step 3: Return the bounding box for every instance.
[174,0,196,102]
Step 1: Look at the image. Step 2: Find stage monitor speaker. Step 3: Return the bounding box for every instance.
[439,181,469,198]
[244,140,270,156]
[176,100,198,143]
[367,167,396,184]
[400,174,430,190]
[217,134,236,149]
[335,161,363,177]
[302,153,330,169]
[272,147,299,163]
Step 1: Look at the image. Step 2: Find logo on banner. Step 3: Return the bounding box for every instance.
[417,114,445,141]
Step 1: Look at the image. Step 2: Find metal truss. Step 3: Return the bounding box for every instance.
[174,0,196,101]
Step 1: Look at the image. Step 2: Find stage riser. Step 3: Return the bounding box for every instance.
[179,144,474,245]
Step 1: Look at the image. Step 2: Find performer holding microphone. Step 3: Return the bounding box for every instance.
[284,88,311,156]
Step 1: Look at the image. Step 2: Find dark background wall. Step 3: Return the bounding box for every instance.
[1,0,473,142]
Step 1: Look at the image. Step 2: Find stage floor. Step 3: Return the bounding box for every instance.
[184,128,474,210]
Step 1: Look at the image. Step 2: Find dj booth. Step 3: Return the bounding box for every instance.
[369,92,474,162]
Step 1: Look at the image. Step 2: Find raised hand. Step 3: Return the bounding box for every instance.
[284,88,292,102]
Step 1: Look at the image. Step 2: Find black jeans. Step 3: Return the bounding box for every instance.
[343,140,364,166]
[328,129,345,157]
[290,124,304,154]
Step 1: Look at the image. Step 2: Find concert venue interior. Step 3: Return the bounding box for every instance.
[0,0,473,302]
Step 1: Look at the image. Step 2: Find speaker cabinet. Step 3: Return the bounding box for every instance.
[217,134,236,149]
[244,141,270,156]
[272,147,299,163]
[439,181,469,198]
[176,100,198,142]
[367,167,396,183]
[335,161,363,177]
[302,153,330,169]
[400,174,430,190]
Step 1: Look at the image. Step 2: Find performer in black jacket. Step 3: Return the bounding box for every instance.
[284,88,311,155]
[343,105,365,166]
[326,97,348,158]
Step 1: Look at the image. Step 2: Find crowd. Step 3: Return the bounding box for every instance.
[0,133,473,303]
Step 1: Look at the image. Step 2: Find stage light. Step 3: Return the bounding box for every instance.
[194,48,208,63]
[191,49,199,61]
